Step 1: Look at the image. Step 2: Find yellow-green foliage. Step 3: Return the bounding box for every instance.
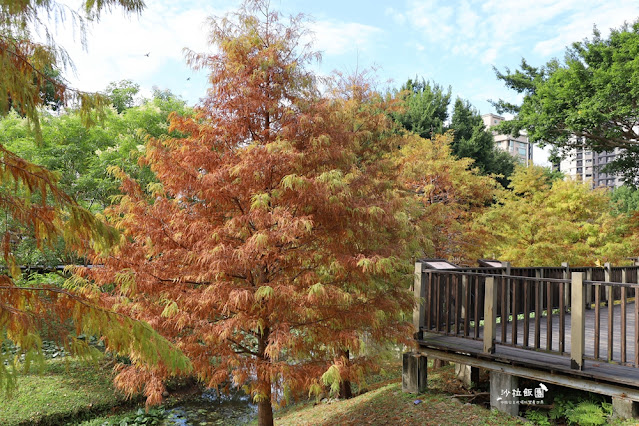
[476,165,632,266]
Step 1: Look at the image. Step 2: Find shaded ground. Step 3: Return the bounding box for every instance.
[273,363,524,426]
[1,357,528,425]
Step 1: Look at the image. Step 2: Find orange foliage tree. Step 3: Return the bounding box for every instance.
[78,2,417,424]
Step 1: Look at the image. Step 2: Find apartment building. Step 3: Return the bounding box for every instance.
[481,113,533,164]
[556,146,623,189]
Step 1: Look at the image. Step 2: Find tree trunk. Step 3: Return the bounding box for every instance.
[433,359,449,369]
[338,349,352,399]
[257,325,274,426]
[258,397,274,426]
[339,379,353,399]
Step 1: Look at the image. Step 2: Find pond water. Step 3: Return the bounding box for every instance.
[164,387,257,425]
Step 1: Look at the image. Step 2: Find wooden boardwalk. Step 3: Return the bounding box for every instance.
[419,300,639,387]
[418,334,639,389]
[492,300,638,362]
[410,264,639,409]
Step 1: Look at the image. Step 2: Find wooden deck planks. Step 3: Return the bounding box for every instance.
[487,300,639,362]
[420,301,639,386]
[418,332,639,389]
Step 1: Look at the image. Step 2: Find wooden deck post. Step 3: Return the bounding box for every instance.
[484,276,497,354]
[413,261,426,340]
[571,272,585,370]
[562,262,570,310]
[402,352,428,394]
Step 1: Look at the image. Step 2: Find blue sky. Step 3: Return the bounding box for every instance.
[54,0,639,165]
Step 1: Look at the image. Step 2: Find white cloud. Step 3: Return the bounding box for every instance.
[481,47,498,65]
[385,7,406,25]
[36,0,231,96]
[533,2,639,56]
[308,20,383,56]
[400,0,639,65]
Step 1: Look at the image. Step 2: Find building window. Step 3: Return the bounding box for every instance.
[518,148,527,156]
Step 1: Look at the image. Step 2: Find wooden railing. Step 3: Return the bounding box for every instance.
[414,261,639,371]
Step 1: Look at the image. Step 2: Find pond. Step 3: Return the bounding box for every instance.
[164,387,257,425]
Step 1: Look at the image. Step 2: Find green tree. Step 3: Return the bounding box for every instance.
[397,133,498,264]
[393,78,451,139]
[0,89,191,268]
[393,79,516,186]
[105,79,140,113]
[492,20,639,184]
[610,185,639,215]
[449,98,517,186]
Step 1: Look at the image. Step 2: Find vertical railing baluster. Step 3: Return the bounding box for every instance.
[463,275,470,337]
[426,271,432,331]
[523,279,529,348]
[535,271,541,350]
[622,270,627,364]
[622,285,627,364]
[446,274,452,334]
[474,276,480,339]
[435,273,441,332]
[547,280,552,351]
[608,283,614,362]
[512,277,518,346]
[595,283,600,360]
[455,275,461,336]
[559,281,565,354]
[586,268,595,309]
[501,276,507,344]
[605,263,613,362]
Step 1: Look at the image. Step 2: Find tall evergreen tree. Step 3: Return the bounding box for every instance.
[393,78,451,139]
[393,79,516,186]
[449,98,516,187]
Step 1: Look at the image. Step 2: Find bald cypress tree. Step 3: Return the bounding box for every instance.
[79,2,418,424]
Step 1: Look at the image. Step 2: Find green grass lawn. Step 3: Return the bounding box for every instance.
[0,359,127,425]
